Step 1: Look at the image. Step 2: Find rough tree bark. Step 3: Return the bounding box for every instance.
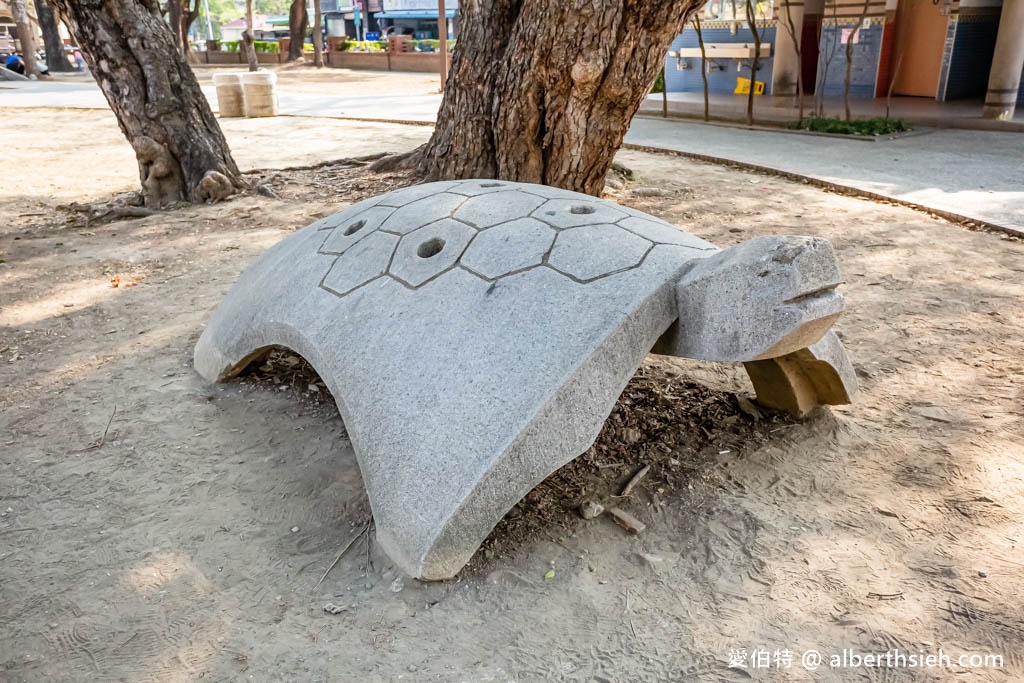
[413,0,704,195]
[312,0,324,67]
[287,0,308,62]
[52,0,245,206]
[243,0,258,71]
[10,0,39,77]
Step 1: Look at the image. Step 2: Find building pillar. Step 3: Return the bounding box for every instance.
[983,0,1024,120]
[773,0,806,96]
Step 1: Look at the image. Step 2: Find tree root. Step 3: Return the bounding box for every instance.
[61,197,160,226]
[198,170,237,203]
[367,148,424,174]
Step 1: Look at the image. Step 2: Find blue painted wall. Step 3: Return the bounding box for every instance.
[815,21,884,98]
[664,26,777,95]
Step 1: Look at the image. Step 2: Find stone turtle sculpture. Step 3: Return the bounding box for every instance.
[195,180,857,579]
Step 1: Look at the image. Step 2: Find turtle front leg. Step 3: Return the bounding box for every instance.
[743,331,858,417]
[658,234,858,417]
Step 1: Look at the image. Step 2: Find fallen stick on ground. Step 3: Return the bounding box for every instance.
[608,507,646,534]
[620,464,650,497]
[311,521,370,592]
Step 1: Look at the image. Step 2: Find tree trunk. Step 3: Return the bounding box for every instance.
[10,0,39,77]
[416,0,703,195]
[168,0,185,52]
[694,16,709,122]
[780,0,803,120]
[243,0,258,71]
[52,0,245,206]
[167,0,199,58]
[845,0,872,122]
[312,0,324,67]
[287,0,308,62]
[37,0,73,72]
[182,0,201,60]
[744,0,761,126]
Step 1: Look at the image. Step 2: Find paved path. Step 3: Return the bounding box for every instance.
[626,118,1024,233]
[0,80,442,122]
[3,79,1021,232]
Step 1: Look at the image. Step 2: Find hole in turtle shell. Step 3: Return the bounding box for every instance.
[344,220,366,236]
[417,237,445,258]
[480,182,505,188]
[570,205,596,215]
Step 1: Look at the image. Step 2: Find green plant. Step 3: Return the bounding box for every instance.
[408,39,456,52]
[220,40,239,52]
[339,39,387,52]
[798,115,910,136]
[252,40,280,53]
[650,70,664,94]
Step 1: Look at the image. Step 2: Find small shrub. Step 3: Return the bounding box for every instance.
[252,40,280,53]
[798,116,910,136]
[339,39,387,52]
[220,41,240,52]
[650,70,665,94]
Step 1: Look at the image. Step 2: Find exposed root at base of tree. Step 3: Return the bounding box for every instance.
[367,148,425,174]
[59,192,163,226]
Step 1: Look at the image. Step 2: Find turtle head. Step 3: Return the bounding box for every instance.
[659,235,845,362]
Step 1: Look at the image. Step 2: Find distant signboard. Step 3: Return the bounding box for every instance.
[382,0,457,10]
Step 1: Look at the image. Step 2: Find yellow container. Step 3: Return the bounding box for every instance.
[734,77,766,95]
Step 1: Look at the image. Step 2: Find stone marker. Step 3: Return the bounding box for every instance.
[241,71,277,118]
[213,72,245,118]
[194,180,857,579]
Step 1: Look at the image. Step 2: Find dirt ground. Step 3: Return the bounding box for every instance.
[2,107,1023,682]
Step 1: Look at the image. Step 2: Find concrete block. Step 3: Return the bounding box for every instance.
[195,180,857,580]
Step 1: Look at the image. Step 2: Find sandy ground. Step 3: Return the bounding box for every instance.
[2,108,1023,682]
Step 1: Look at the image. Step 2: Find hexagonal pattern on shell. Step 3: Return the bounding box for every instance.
[313,180,717,298]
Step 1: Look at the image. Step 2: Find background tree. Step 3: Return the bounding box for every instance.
[743,0,763,125]
[693,15,710,122]
[255,0,290,13]
[10,0,39,76]
[311,0,323,67]
[167,0,202,59]
[203,0,240,37]
[242,0,258,70]
[815,0,840,116]
[36,0,73,72]
[52,0,245,205]
[287,0,307,61]
[410,0,705,195]
[779,0,804,120]
[844,0,872,121]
